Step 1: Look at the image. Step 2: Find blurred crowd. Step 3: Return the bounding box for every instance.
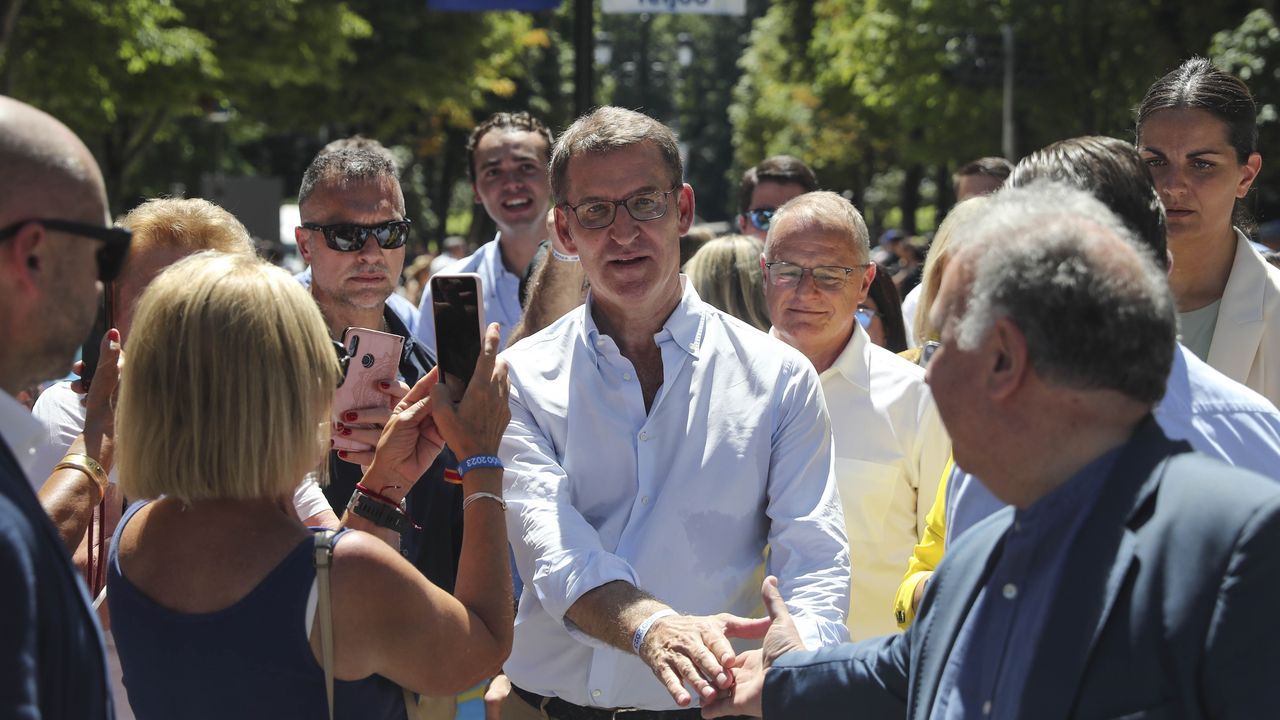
[3,54,1280,720]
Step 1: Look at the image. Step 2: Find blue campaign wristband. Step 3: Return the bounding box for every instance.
[632,609,678,655]
[458,454,504,477]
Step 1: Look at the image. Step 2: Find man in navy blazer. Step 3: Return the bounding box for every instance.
[703,182,1280,720]
[0,97,115,717]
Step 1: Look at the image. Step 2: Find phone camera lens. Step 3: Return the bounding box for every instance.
[361,353,375,368]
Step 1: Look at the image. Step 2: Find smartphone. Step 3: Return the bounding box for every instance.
[79,283,114,386]
[332,326,404,431]
[431,273,486,397]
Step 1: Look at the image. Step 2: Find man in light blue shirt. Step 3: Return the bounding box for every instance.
[416,112,553,351]
[498,107,849,717]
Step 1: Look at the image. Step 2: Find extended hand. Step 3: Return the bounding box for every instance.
[363,371,445,497]
[638,612,771,707]
[699,576,806,719]
[80,329,123,472]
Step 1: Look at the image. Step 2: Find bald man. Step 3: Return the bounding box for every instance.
[0,96,118,718]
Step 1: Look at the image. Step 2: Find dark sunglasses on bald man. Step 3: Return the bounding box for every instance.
[301,219,411,252]
[0,219,132,282]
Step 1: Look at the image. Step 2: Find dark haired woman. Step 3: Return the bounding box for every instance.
[1137,57,1280,405]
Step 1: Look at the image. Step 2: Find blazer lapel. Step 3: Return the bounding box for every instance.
[909,508,1011,720]
[1019,419,1187,720]
[1207,232,1267,384]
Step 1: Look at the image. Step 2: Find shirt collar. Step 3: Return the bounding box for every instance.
[483,232,519,281]
[0,389,47,479]
[583,275,708,359]
[823,324,869,390]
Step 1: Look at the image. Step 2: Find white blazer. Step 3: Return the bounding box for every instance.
[1207,229,1280,408]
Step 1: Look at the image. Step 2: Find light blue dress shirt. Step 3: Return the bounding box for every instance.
[415,235,523,353]
[497,278,850,710]
[947,343,1280,545]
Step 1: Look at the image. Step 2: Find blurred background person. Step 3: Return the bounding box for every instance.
[402,253,435,307]
[737,155,819,241]
[107,252,514,719]
[432,235,468,273]
[901,197,992,361]
[683,234,771,331]
[1137,57,1280,406]
[952,156,1013,201]
[891,234,927,298]
[864,268,909,353]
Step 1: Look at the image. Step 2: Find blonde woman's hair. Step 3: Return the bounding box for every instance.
[913,196,992,344]
[116,251,339,503]
[120,197,254,262]
[683,234,771,331]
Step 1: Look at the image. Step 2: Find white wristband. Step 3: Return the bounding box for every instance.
[551,247,580,262]
[632,609,677,655]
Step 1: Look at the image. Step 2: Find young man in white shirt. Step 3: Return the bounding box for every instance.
[417,112,553,351]
[763,191,951,640]
[498,106,849,718]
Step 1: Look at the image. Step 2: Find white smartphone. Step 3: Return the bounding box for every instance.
[431,273,486,398]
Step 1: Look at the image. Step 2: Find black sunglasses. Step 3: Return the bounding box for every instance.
[0,219,133,282]
[301,219,411,252]
[746,208,776,232]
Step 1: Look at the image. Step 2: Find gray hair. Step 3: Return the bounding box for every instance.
[549,107,682,204]
[952,181,1176,404]
[298,140,399,209]
[766,191,871,265]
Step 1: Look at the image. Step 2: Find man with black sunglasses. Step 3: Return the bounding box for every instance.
[293,140,466,643]
[737,155,819,242]
[0,95,114,718]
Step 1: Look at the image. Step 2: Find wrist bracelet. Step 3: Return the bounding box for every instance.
[54,453,109,498]
[462,491,506,511]
[458,454,503,477]
[632,608,678,655]
[551,248,580,262]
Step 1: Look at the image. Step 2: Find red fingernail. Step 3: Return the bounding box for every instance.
[343,411,357,422]
[340,428,351,436]
[379,381,391,390]
[337,450,348,458]
[107,328,119,342]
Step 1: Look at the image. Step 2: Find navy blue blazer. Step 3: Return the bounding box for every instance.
[0,438,112,718]
[765,418,1280,720]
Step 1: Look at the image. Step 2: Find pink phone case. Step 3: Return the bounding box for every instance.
[332,327,403,431]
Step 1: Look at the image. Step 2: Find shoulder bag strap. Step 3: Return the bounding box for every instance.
[313,529,337,720]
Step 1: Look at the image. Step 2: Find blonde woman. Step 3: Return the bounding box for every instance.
[107,252,512,719]
[683,234,771,331]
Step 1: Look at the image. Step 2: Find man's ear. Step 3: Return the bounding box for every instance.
[858,261,877,303]
[676,184,696,235]
[0,221,46,290]
[987,317,1028,401]
[554,207,578,255]
[295,226,315,263]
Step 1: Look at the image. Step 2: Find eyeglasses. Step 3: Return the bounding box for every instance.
[855,305,879,329]
[564,186,678,230]
[745,208,776,232]
[301,219,411,252]
[764,261,870,291]
[0,219,133,282]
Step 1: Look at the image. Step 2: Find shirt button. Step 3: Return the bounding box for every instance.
[641,495,649,504]
[982,700,992,715]
[1002,583,1018,600]
[639,431,648,441]
[622,372,632,381]
[592,690,602,698]
[596,339,606,348]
